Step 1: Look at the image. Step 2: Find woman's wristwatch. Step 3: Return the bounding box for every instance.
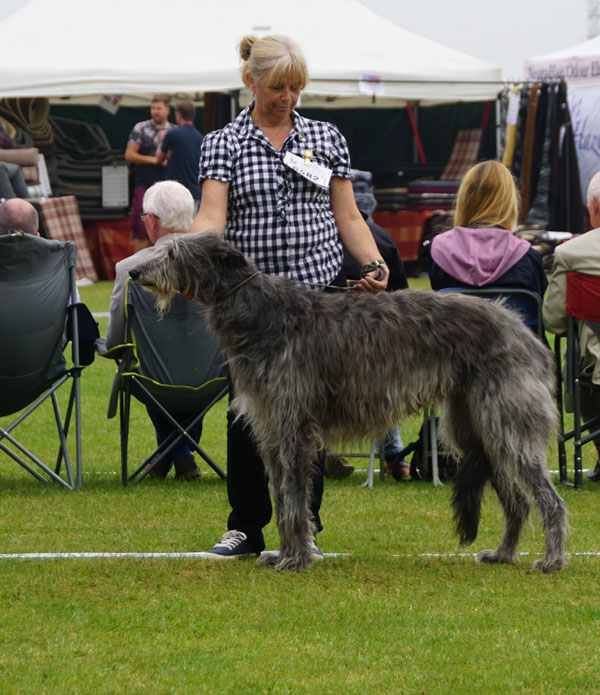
[360,259,388,281]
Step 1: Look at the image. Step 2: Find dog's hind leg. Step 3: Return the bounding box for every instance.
[520,457,568,574]
[476,469,531,566]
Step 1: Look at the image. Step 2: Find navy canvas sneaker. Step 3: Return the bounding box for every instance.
[203,530,259,559]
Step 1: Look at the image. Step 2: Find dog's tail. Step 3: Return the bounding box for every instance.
[451,445,491,545]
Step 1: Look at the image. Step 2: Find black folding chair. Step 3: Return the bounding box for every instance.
[100,278,228,486]
[0,232,95,489]
[555,271,600,488]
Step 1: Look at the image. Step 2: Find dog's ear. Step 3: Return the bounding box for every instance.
[215,243,249,270]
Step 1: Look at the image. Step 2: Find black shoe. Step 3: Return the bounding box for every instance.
[587,461,600,481]
[324,455,354,479]
[142,457,172,479]
[174,453,202,480]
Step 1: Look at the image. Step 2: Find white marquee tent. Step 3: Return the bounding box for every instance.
[0,0,501,105]
[524,37,600,197]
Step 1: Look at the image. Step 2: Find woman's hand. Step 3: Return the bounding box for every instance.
[355,268,389,293]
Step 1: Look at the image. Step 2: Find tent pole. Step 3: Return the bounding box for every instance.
[495,98,501,160]
[406,101,426,163]
[230,90,240,122]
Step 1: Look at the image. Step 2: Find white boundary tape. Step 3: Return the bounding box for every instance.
[0,550,598,561]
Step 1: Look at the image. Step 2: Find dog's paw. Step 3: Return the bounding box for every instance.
[274,555,310,572]
[532,556,565,574]
[256,552,278,568]
[475,549,514,565]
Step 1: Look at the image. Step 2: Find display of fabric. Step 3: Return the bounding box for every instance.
[0,99,128,225]
[0,98,55,153]
[439,129,483,181]
[500,81,583,234]
[49,115,128,222]
[83,218,133,281]
[36,196,98,283]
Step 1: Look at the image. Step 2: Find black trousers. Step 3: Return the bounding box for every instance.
[225,399,325,553]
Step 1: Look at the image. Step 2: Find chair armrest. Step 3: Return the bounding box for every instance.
[97,341,134,361]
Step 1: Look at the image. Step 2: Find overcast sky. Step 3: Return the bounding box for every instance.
[0,0,590,80]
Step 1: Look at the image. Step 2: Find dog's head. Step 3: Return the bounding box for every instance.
[130,231,255,313]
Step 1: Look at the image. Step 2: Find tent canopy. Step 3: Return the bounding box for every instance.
[524,35,600,85]
[0,0,501,104]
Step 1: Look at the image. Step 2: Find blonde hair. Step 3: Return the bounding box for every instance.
[454,160,519,232]
[239,34,308,90]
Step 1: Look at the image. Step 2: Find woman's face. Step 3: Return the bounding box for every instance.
[249,68,302,120]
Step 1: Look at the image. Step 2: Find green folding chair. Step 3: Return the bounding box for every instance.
[100,278,228,486]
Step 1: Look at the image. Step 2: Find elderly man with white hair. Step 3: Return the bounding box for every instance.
[106,179,203,480]
[544,170,600,481]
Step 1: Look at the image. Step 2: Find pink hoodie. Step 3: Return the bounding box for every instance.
[430,226,531,286]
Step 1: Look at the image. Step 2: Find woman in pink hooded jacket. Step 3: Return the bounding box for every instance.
[428,160,547,298]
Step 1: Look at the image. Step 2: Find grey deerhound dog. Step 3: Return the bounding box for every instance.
[131,232,568,573]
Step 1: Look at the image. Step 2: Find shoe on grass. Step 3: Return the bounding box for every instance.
[587,460,600,481]
[310,538,324,561]
[174,453,202,481]
[324,455,355,479]
[142,457,172,479]
[203,530,259,559]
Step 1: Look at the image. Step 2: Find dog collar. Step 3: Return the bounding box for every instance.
[219,271,261,301]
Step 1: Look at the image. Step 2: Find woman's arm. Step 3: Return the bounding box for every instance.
[330,177,388,292]
[190,179,230,234]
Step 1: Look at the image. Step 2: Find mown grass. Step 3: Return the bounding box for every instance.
[0,278,598,695]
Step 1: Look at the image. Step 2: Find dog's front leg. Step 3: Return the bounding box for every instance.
[257,450,316,571]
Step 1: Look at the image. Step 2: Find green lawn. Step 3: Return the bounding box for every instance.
[0,278,598,695]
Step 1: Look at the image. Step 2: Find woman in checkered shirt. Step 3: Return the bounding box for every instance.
[194,34,389,561]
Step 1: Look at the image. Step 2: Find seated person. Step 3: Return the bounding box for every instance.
[0,161,29,200]
[0,198,39,235]
[543,170,600,481]
[428,160,547,302]
[106,180,203,481]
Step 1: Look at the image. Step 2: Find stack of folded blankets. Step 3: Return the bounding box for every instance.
[371,164,441,212]
[350,168,377,216]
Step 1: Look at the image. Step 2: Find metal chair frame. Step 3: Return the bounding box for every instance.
[555,272,600,488]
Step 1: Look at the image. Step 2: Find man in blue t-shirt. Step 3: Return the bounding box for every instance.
[156,100,203,206]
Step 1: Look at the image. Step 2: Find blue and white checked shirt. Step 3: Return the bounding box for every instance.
[198,105,351,285]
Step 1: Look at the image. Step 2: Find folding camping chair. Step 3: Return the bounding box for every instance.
[423,287,545,485]
[100,278,228,486]
[0,232,95,489]
[555,272,600,489]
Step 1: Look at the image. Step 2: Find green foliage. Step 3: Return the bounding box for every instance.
[0,280,598,694]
